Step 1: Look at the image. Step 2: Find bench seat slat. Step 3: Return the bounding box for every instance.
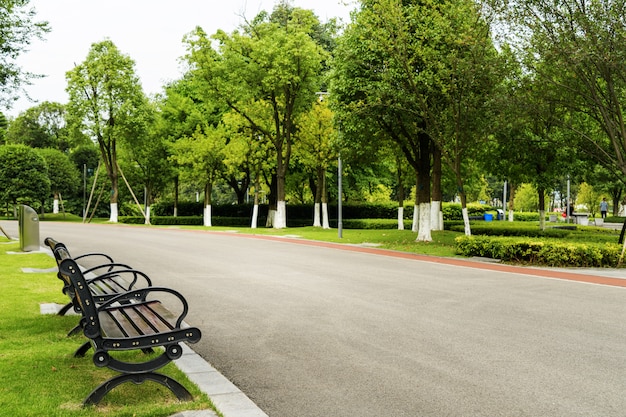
[90,276,130,295]
[99,301,178,339]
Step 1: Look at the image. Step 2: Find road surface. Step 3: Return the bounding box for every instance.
[3,220,626,417]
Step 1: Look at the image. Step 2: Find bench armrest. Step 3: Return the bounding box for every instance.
[98,286,190,328]
[88,268,153,289]
[83,262,132,276]
[73,252,115,266]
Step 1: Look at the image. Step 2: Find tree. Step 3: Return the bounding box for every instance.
[6,102,70,150]
[184,5,326,228]
[496,0,626,183]
[171,123,227,227]
[66,40,147,222]
[37,148,80,214]
[332,0,501,239]
[295,98,338,228]
[0,144,50,215]
[0,1,49,107]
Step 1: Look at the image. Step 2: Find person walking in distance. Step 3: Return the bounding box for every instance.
[600,197,609,219]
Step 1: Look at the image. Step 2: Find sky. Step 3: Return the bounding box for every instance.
[8,0,356,118]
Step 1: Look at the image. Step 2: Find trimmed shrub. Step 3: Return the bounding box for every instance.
[455,235,622,267]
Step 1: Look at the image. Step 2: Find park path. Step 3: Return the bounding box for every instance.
[3,220,626,417]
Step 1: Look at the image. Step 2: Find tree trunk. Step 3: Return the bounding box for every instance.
[109,172,119,223]
[174,175,179,217]
[416,133,432,242]
[313,167,323,227]
[412,172,419,233]
[538,186,546,231]
[53,192,59,214]
[508,184,516,221]
[204,182,212,227]
[321,171,330,229]
[396,162,405,231]
[431,146,443,231]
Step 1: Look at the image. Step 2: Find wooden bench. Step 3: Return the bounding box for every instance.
[57,254,202,405]
[45,237,152,316]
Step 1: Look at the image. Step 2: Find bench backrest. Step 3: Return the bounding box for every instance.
[59,258,102,339]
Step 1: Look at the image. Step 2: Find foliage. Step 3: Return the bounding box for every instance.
[576,182,601,217]
[6,102,72,150]
[0,144,50,205]
[0,0,49,107]
[455,235,621,267]
[36,148,80,197]
[66,40,147,213]
[514,183,540,212]
[184,4,327,227]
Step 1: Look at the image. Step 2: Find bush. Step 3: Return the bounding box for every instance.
[455,235,622,267]
[448,223,572,238]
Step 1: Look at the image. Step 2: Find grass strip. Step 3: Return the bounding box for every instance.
[0,237,215,417]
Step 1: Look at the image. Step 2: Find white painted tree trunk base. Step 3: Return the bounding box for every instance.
[145,206,151,225]
[53,199,59,214]
[322,203,330,229]
[109,203,118,223]
[313,203,322,227]
[416,203,432,242]
[462,207,471,236]
[397,207,404,230]
[251,204,259,229]
[412,205,419,233]
[204,205,212,227]
[274,201,287,229]
[430,200,443,231]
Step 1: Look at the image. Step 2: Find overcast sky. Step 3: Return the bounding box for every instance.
[9,0,355,117]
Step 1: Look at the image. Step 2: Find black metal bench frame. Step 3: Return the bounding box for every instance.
[45,237,152,317]
[58,256,202,405]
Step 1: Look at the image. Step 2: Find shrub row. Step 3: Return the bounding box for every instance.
[448,223,573,238]
[150,201,498,221]
[455,235,622,267]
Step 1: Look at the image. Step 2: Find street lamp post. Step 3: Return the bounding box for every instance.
[338,154,343,239]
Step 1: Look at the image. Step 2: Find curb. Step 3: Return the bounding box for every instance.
[174,344,269,417]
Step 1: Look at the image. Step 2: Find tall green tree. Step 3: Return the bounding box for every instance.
[294,98,338,228]
[66,40,147,222]
[332,0,501,239]
[184,5,326,228]
[496,0,626,181]
[170,123,227,226]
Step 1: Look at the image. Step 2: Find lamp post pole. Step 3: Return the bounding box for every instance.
[338,154,343,239]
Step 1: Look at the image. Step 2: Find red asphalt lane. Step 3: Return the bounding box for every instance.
[198,230,626,289]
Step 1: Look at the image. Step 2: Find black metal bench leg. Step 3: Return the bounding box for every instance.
[83,372,193,406]
[57,302,73,316]
[74,341,92,358]
[67,324,82,337]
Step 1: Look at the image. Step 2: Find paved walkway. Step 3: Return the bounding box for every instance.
[14,224,626,417]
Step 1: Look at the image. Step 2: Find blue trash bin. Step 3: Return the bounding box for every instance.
[484,213,493,221]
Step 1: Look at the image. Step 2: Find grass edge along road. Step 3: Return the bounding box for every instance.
[0,237,215,417]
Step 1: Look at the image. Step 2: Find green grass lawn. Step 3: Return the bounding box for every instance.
[0,237,215,417]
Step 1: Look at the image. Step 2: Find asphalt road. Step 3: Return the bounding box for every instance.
[4,220,626,417]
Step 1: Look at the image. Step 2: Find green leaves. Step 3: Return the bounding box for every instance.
[0,144,50,205]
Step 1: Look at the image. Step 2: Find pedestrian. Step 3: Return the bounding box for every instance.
[600,197,609,219]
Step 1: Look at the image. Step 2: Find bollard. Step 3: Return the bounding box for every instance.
[18,205,40,252]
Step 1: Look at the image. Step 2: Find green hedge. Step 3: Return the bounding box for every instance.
[119,216,415,229]
[448,223,573,238]
[455,235,622,267]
